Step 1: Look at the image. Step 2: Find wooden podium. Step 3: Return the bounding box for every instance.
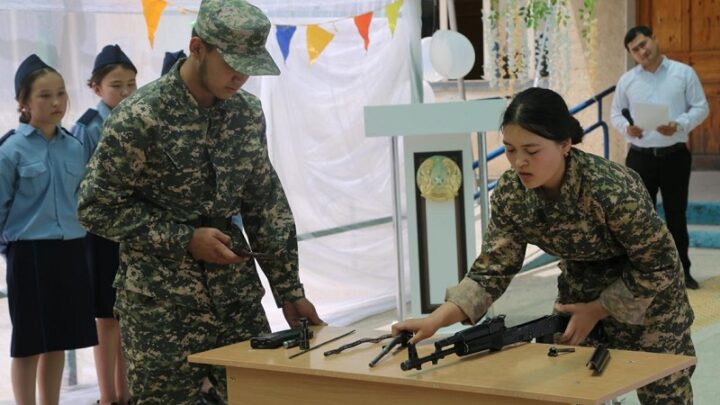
[188,326,696,405]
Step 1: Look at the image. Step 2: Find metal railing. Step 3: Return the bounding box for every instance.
[473,85,616,199]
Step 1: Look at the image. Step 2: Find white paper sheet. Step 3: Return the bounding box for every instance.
[632,102,670,130]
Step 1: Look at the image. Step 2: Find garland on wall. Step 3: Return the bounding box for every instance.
[141,0,404,64]
[482,0,597,96]
[578,0,598,90]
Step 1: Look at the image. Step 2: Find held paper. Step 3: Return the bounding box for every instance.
[632,102,670,130]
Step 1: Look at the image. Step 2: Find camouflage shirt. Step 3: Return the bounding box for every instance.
[446,148,693,328]
[78,60,304,309]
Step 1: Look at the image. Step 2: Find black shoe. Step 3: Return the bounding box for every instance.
[685,274,699,290]
[195,387,224,405]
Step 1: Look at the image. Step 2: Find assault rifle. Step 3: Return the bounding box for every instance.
[401,314,573,371]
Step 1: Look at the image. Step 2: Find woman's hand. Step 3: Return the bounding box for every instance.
[391,302,468,344]
[554,300,609,345]
[391,317,442,344]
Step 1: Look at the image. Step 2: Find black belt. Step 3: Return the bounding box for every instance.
[630,143,686,157]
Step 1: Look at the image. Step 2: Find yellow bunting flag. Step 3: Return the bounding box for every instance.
[142,0,167,48]
[386,0,403,35]
[307,25,335,64]
[354,12,373,51]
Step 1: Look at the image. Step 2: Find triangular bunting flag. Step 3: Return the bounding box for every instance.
[354,12,373,51]
[276,25,297,62]
[386,0,403,36]
[142,0,167,48]
[307,25,335,64]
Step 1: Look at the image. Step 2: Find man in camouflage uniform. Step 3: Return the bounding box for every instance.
[396,147,695,404]
[78,0,323,403]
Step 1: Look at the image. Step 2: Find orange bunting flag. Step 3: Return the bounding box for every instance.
[307,25,335,64]
[142,0,167,48]
[386,0,403,36]
[354,12,373,51]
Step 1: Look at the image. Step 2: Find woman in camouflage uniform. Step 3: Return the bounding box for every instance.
[393,87,694,405]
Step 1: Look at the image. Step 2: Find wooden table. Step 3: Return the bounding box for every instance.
[188,326,696,405]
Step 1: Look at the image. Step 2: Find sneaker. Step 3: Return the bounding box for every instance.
[685,274,700,290]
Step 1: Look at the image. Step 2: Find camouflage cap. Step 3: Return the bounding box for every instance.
[195,0,279,76]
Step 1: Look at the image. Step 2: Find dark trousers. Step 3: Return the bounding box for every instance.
[626,146,692,274]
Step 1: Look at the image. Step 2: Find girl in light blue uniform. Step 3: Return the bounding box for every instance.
[71,44,137,405]
[0,54,97,405]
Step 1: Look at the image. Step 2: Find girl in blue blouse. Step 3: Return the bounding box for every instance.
[71,44,136,405]
[0,54,97,405]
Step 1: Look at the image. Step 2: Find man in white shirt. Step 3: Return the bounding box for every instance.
[611,26,709,290]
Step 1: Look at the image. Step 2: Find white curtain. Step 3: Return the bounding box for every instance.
[255,0,419,329]
[0,0,421,330]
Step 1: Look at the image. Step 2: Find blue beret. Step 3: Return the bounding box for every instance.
[14,54,54,99]
[93,44,137,74]
[161,50,187,76]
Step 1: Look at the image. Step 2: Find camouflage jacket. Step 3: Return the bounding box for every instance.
[446,148,693,328]
[78,60,304,309]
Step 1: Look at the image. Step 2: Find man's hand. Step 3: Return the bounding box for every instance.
[282,298,325,328]
[656,122,678,136]
[187,227,244,264]
[554,300,609,345]
[627,125,643,138]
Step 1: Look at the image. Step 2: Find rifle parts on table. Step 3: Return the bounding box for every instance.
[368,331,413,367]
[288,329,357,359]
[323,334,394,357]
[253,314,609,376]
[250,327,314,349]
[400,314,568,371]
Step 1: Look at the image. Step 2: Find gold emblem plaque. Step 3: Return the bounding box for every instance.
[416,156,462,202]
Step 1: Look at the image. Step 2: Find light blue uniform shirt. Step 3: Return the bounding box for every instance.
[71,101,111,159]
[611,56,709,148]
[0,124,87,253]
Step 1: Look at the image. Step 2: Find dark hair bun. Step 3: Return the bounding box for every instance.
[569,116,584,145]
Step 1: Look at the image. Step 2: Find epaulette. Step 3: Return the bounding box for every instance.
[61,126,85,145]
[0,130,15,147]
[77,108,99,126]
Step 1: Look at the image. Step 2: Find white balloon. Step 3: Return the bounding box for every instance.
[421,37,443,82]
[430,30,475,79]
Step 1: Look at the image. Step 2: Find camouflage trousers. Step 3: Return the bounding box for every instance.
[115,289,270,405]
[599,318,695,405]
